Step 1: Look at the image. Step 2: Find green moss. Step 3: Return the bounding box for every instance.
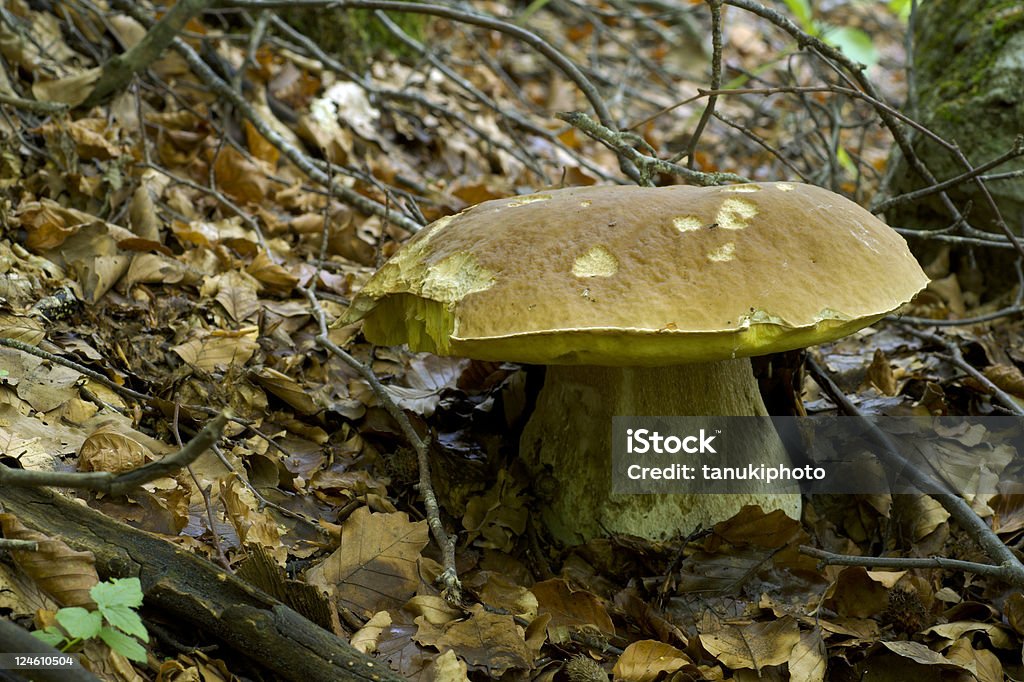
[281,7,429,68]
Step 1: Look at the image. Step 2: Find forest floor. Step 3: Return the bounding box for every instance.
[1,1,1023,680]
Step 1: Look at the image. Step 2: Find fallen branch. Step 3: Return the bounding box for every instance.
[1,485,403,682]
[83,0,211,107]
[800,545,1009,577]
[0,413,228,494]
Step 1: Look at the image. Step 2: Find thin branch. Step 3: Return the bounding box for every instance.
[85,0,212,107]
[301,288,462,605]
[800,545,1011,577]
[0,413,228,495]
[685,0,722,170]
[873,136,1024,214]
[0,92,69,113]
[557,111,748,186]
[0,337,151,403]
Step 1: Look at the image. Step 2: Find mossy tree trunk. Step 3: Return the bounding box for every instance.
[885,0,1024,292]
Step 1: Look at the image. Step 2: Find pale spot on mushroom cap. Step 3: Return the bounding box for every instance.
[707,242,736,262]
[776,183,795,191]
[420,251,496,300]
[506,194,552,207]
[716,198,758,230]
[722,184,761,193]
[745,309,784,325]
[580,200,592,207]
[572,245,619,277]
[673,215,703,232]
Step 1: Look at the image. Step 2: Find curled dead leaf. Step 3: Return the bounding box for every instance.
[0,514,98,608]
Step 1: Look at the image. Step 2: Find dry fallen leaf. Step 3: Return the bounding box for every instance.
[462,469,528,552]
[698,617,800,673]
[429,649,470,682]
[171,328,260,372]
[0,514,98,608]
[823,567,891,619]
[78,422,154,474]
[530,578,615,643]
[251,367,319,415]
[944,637,1003,682]
[612,640,692,682]
[414,604,531,675]
[866,348,898,396]
[787,627,827,682]
[351,610,393,654]
[305,507,429,616]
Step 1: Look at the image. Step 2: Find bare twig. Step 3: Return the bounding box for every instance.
[0,337,151,403]
[800,545,1010,577]
[174,404,231,570]
[557,111,748,186]
[712,111,811,181]
[301,288,462,604]
[685,0,722,170]
[0,92,69,113]
[873,136,1024,214]
[0,413,229,495]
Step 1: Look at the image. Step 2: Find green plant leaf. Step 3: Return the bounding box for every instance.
[31,626,67,648]
[516,0,552,25]
[888,0,913,22]
[99,627,148,663]
[56,607,103,640]
[824,26,879,67]
[91,577,143,610]
[781,0,815,33]
[101,605,148,641]
[836,145,858,176]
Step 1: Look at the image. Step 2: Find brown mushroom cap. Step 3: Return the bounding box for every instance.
[345,182,928,366]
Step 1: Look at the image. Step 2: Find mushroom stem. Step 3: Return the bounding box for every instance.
[519,358,801,544]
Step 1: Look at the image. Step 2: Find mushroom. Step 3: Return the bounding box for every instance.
[343,183,929,543]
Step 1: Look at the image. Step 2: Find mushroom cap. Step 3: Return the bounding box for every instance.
[344,182,928,366]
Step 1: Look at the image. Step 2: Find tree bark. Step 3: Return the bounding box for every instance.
[885,0,1024,292]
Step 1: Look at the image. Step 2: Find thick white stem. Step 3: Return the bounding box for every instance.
[520,359,801,544]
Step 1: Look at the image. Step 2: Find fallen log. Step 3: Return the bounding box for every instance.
[1,486,401,682]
